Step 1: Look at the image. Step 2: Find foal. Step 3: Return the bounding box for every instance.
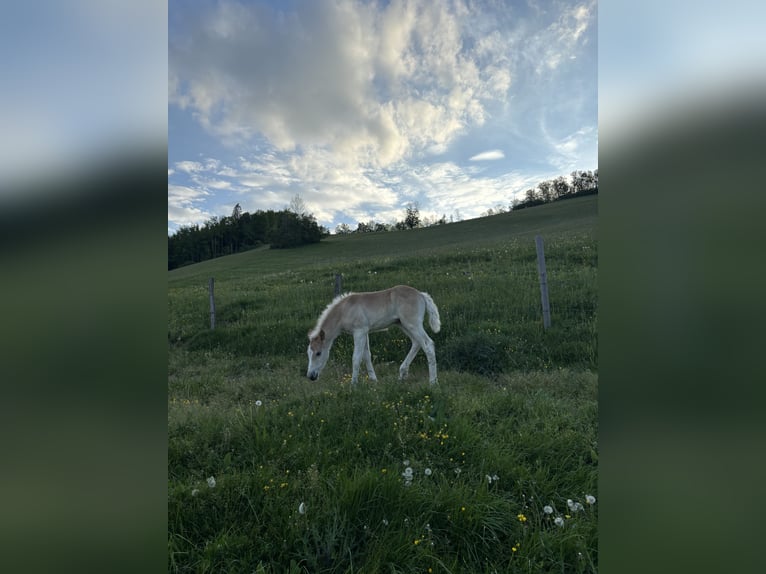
[307,285,441,384]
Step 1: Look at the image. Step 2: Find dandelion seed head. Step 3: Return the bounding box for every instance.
[554,516,565,527]
[586,494,596,505]
[206,476,216,488]
[191,488,199,496]
[298,502,307,515]
[543,505,553,514]
[424,468,432,476]
[255,400,262,407]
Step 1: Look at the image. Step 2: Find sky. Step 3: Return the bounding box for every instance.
[168,0,598,235]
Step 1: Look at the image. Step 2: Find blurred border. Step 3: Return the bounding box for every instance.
[0,2,167,573]
[600,2,766,573]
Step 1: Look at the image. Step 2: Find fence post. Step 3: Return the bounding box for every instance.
[334,273,343,297]
[535,236,551,330]
[209,277,216,330]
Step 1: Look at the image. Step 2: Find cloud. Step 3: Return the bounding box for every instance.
[167,184,211,227]
[469,149,505,161]
[169,0,512,169]
[174,161,204,173]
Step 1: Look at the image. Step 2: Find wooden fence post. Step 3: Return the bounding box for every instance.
[535,236,551,330]
[209,277,216,330]
[334,273,343,297]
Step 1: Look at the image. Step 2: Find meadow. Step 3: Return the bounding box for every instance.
[168,196,598,573]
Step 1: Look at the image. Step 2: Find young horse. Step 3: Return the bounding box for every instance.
[307,285,441,385]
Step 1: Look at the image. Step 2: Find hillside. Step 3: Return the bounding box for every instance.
[168,195,597,285]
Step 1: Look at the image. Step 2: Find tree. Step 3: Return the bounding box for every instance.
[525,188,540,203]
[231,202,242,220]
[288,193,309,217]
[552,176,570,199]
[335,223,351,235]
[537,180,554,202]
[404,202,420,229]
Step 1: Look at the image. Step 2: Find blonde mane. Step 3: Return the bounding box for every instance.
[308,292,354,339]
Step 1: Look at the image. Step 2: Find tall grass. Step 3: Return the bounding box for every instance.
[169,198,598,573]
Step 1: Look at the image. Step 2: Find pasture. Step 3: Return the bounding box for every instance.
[168,196,598,573]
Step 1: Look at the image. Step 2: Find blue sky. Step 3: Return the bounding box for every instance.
[168,0,597,234]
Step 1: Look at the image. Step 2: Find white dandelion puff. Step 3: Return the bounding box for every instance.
[191,488,200,497]
[543,505,553,514]
[567,499,575,510]
[554,516,565,527]
[298,502,307,515]
[255,400,263,407]
[585,495,596,505]
[424,468,432,476]
[206,476,216,488]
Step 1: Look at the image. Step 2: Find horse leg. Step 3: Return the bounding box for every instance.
[422,333,438,384]
[410,326,438,384]
[397,325,420,380]
[364,333,378,382]
[351,330,368,385]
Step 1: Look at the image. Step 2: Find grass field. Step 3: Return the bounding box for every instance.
[168,196,598,573]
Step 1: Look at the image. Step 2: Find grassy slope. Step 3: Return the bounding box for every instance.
[168,195,597,285]
[168,196,598,573]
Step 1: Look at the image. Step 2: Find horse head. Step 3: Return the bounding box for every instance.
[307,329,330,381]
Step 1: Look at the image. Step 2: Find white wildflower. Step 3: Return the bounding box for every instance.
[298,502,307,515]
[554,516,565,527]
[543,505,553,514]
[255,400,262,407]
[585,494,596,505]
[206,476,216,488]
[191,488,200,497]
[403,459,410,466]
[567,499,575,510]
[573,502,584,512]
[424,468,432,476]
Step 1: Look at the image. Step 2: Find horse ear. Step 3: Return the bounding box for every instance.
[319,329,325,341]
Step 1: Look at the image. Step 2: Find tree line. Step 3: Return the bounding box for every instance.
[336,169,598,233]
[510,169,598,212]
[168,204,327,270]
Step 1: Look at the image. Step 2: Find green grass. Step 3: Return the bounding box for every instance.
[169,196,598,573]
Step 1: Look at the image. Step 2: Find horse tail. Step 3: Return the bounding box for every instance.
[421,292,441,333]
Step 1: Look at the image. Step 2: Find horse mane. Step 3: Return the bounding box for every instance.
[309,292,354,339]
